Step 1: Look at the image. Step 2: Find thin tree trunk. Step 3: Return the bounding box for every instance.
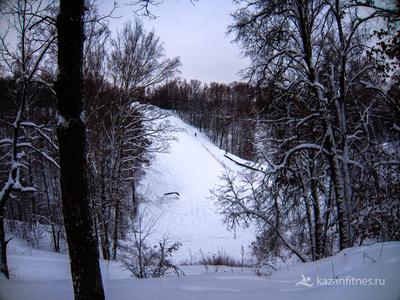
[99,214,110,260]
[298,3,351,251]
[132,180,138,218]
[112,202,120,260]
[303,193,315,260]
[326,127,350,250]
[56,1,104,299]
[0,61,28,280]
[90,194,100,258]
[310,177,323,259]
[334,0,353,246]
[0,209,9,279]
[41,159,59,252]
[99,166,110,260]
[299,171,316,260]
[322,178,333,254]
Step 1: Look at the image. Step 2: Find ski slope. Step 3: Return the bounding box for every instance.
[138,113,255,262]
[1,113,399,300]
[1,239,399,300]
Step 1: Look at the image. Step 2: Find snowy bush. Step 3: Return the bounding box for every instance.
[199,248,251,273]
[119,215,183,278]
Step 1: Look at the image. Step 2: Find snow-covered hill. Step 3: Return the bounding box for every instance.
[1,113,399,299]
[138,113,255,261]
[1,239,399,300]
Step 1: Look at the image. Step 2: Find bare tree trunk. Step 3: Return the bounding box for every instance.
[56,1,104,299]
[99,182,110,260]
[112,202,120,260]
[303,193,316,260]
[0,206,9,279]
[326,128,350,250]
[98,215,110,260]
[40,159,59,252]
[300,173,316,260]
[334,0,353,244]
[310,177,323,259]
[132,181,138,218]
[0,76,27,281]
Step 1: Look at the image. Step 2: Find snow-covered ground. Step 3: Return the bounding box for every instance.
[1,239,399,300]
[138,114,255,262]
[1,113,399,299]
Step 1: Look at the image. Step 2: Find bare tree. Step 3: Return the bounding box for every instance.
[56,0,104,299]
[120,213,183,278]
[0,0,57,279]
[109,19,180,98]
[86,93,175,260]
[84,13,178,261]
[215,0,399,263]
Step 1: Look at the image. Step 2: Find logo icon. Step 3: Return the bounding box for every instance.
[295,274,314,287]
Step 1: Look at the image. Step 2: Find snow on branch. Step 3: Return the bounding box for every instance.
[16,142,59,168]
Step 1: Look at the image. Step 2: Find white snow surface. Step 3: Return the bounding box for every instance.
[1,239,399,300]
[2,113,400,299]
[138,113,255,262]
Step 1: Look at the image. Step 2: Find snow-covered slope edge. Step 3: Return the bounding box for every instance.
[138,113,255,261]
[1,239,399,300]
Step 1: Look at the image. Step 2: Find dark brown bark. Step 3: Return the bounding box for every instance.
[56,1,104,299]
[0,209,9,279]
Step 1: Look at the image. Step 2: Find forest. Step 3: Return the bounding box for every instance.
[0,1,399,300]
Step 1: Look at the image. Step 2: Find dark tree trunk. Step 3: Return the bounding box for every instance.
[112,203,120,260]
[41,159,59,252]
[132,180,138,218]
[311,177,323,259]
[98,213,110,260]
[322,178,333,255]
[0,208,9,279]
[99,184,110,260]
[56,1,104,299]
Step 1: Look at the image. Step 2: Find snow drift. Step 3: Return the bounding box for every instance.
[1,239,399,300]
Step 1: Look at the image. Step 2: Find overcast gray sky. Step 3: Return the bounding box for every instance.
[104,0,248,83]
